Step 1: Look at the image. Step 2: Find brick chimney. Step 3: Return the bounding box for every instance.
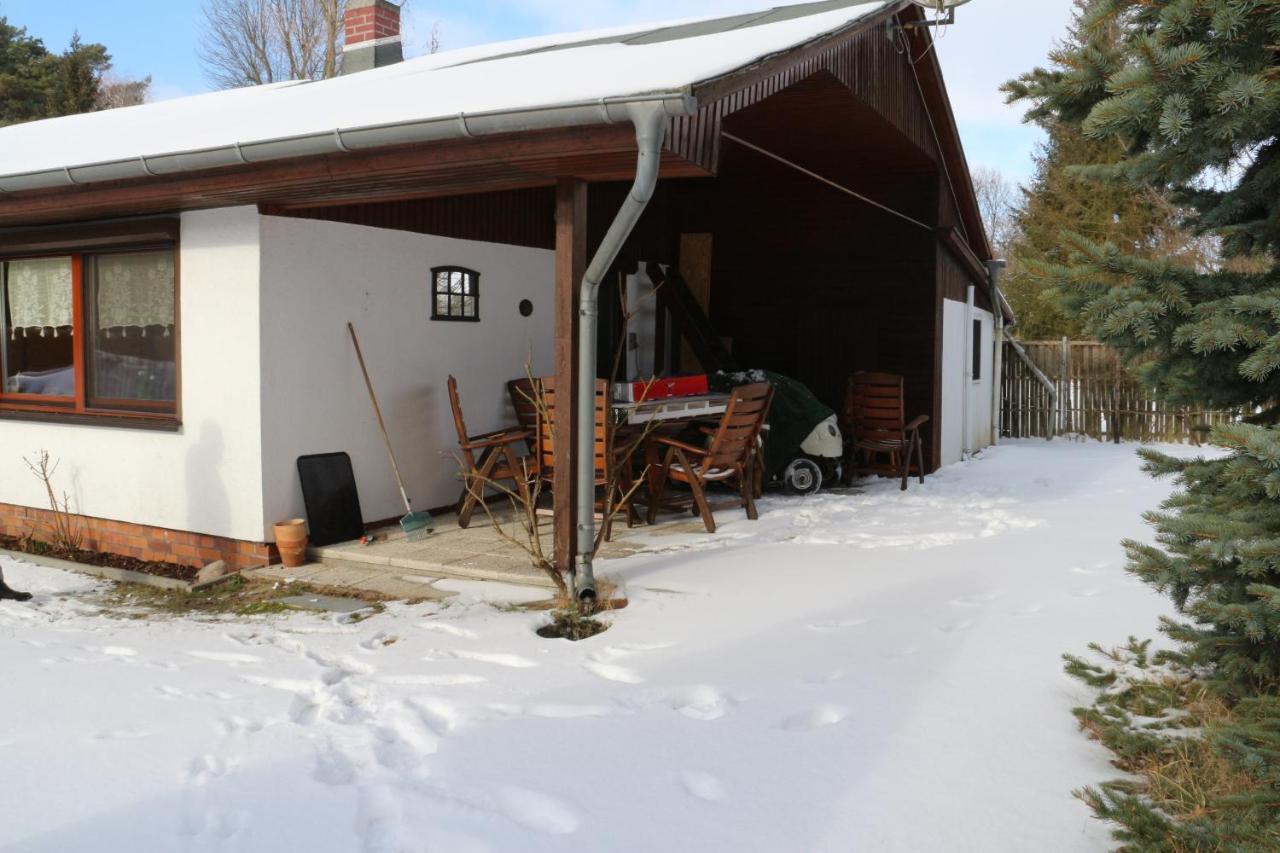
[342,0,404,75]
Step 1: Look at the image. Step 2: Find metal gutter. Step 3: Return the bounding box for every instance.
[573,102,676,604]
[0,92,696,194]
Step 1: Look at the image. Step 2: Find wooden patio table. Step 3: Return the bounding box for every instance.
[610,392,733,518]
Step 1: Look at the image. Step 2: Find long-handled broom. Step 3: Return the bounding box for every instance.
[348,322,434,541]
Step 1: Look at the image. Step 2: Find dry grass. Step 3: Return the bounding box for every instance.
[93,574,390,619]
[1131,701,1259,831]
[1077,675,1264,840]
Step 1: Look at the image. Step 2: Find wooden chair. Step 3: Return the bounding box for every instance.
[447,375,536,528]
[841,371,928,491]
[535,376,639,541]
[646,382,774,534]
[507,377,540,454]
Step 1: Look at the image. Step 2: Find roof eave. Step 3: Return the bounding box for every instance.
[0,92,697,195]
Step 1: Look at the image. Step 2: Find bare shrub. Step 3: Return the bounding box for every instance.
[22,450,83,555]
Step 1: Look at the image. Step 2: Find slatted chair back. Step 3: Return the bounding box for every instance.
[843,371,906,447]
[507,377,540,452]
[536,376,611,485]
[447,376,475,465]
[703,382,774,471]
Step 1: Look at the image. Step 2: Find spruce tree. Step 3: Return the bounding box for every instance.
[47,33,110,118]
[1007,0,1280,686]
[1008,1,1280,843]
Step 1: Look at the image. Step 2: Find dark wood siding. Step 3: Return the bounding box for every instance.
[672,5,936,174]
[265,187,557,250]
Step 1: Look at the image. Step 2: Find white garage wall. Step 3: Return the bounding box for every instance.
[939,297,995,467]
[0,206,266,541]
[258,215,556,539]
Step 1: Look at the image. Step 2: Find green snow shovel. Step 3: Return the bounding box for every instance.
[348,322,434,541]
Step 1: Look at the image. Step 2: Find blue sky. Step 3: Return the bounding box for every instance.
[0,0,1075,181]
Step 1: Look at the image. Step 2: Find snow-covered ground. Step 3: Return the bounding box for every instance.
[0,440,1195,852]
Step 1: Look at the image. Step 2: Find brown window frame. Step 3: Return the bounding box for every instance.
[0,220,180,428]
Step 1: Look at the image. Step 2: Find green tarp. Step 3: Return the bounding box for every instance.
[709,370,835,477]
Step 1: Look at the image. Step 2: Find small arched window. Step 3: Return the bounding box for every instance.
[431,266,480,322]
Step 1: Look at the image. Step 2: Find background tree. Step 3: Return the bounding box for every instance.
[0,17,52,124]
[1007,0,1280,843]
[1000,122,1212,339]
[970,166,1019,259]
[199,0,350,88]
[96,74,152,110]
[0,17,149,126]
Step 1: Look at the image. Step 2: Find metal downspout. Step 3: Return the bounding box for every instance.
[988,259,1007,447]
[573,103,671,603]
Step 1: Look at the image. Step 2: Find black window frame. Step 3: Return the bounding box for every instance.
[972,317,983,382]
[430,266,480,323]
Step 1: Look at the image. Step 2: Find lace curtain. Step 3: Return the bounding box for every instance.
[6,258,73,338]
[97,252,175,337]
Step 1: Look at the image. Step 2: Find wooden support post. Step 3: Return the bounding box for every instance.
[553,178,587,574]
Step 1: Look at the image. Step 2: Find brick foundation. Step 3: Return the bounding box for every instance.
[0,502,273,572]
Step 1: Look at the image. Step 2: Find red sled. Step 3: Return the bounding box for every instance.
[614,375,710,403]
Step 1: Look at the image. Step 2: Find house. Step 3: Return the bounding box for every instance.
[0,0,1007,589]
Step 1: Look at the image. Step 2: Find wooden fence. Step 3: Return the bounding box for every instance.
[1001,339,1241,443]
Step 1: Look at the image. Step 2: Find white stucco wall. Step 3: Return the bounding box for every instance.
[258,215,556,537]
[939,297,995,467]
[0,206,265,541]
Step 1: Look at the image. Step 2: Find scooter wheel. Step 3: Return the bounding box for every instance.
[783,458,823,496]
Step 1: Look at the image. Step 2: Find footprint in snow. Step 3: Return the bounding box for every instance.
[415,621,478,639]
[187,651,262,665]
[429,650,538,669]
[525,704,617,720]
[409,696,464,736]
[1070,566,1099,576]
[379,673,488,687]
[241,675,319,693]
[938,620,974,634]
[1072,587,1103,598]
[807,618,871,632]
[497,787,580,835]
[1012,603,1044,617]
[188,754,232,786]
[948,590,1005,607]
[217,716,264,737]
[359,632,399,651]
[783,705,848,732]
[671,686,730,721]
[582,661,644,684]
[89,728,158,742]
[804,670,846,685]
[681,771,729,803]
[83,645,139,658]
[154,685,190,700]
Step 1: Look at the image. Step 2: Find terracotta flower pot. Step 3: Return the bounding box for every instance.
[274,519,309,568]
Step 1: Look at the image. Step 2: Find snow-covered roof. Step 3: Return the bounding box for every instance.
[0,0,892,192]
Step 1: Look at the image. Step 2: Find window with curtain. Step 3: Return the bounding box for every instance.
[2,257,75,398]
[0,243,178,421]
